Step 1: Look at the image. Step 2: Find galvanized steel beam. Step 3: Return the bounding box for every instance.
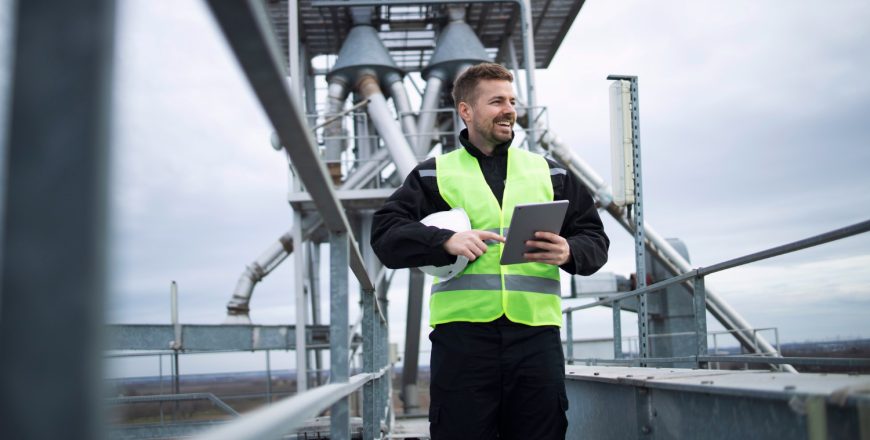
[106,324,331,351]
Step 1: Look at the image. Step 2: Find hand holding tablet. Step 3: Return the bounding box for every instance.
[499,200,570,265]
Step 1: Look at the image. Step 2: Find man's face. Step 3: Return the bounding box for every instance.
[461,79,517,148]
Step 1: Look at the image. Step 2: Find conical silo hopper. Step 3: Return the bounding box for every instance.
[416,6,490,155]
[324,11,417,182]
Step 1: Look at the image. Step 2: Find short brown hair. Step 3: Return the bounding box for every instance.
[452,63,513,108]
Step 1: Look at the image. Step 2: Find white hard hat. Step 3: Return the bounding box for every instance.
[418,208,471,281]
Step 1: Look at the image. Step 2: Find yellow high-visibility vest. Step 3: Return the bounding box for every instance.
[431,147,562,327]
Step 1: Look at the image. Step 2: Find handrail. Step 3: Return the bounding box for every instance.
[564,218,870,372]
[568,356,870,368]
[563,218,870,314]
[193,367,388,440]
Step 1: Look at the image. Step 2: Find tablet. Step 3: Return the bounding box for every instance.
[500,200,569,265]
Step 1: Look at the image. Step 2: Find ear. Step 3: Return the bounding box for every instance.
[458,101,473,124]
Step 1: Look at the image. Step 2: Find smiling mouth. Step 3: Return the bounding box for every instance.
[495,121,513,127]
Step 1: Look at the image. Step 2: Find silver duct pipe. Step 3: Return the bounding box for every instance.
[538,129,796,372]
[415,75,444,156]
[387,75,418,147]
[358,74,417,180]
[324,79,350,184]
[225,232,294,324]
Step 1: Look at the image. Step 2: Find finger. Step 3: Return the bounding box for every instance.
[535,231,565,243]
[523,253,558,264]
[475,230,506,242]
[463,248,477,261]
[525,240,559,251]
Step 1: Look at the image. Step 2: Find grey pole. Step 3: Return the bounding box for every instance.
[265,350,273,404]
[0,1,115,439]
[402,268,425,414]
[693,276,708,368]
[507,38,525,103]
[565,310,574,364]
[362,285,377,438]
[620,76,649,364]
[293,209,308,392]
[288,0,302,103]
[329,231,350,440]
[519,0,538,150]
[307,240,324,386]
[612,300,623,359]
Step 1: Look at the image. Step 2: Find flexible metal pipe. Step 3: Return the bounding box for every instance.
[357,74,417,180]
[225,232,294,324]
[537,128,796,372]
[388,77,418,147]
[415,75,444,156]
[324,79,350,183]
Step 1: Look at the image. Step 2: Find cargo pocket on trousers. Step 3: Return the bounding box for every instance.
[559,392,569,412]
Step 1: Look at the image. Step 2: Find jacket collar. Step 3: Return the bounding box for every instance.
[458,128,513,158]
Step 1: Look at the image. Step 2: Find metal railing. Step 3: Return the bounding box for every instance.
[563,218,870,371]
[109,393,240,418]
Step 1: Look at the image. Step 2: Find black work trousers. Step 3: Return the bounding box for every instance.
[428,315,568,440]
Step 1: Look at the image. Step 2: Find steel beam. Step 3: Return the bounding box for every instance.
[106,324,331,351]
[0,1,115,439]
[329,231,350,440]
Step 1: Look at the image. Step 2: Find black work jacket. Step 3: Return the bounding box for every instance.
[370,130,609,275]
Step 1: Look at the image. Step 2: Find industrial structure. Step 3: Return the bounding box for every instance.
[1,0,869,439]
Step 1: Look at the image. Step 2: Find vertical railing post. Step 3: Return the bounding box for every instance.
[329,231,349,440]
[293,210,308,392]
[613,299,623,359]
[565,310,574,365]
[609,74,648,365]
[378,289,389,428]
[693,274,708,368]
[170,282,182,420]
[628,76,649,366]
[362,289,376,439]
[265,350,272,404]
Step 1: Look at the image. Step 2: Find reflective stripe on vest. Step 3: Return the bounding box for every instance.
[431,147,562,327]
[431,274,561,295]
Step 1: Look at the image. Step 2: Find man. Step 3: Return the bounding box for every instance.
[371,63,609,439]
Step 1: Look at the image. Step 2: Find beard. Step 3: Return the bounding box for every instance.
[473,116,514,146]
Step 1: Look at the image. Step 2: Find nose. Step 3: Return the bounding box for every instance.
[502,101,516,117]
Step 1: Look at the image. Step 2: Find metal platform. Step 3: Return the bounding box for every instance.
[266,0,587,71]
[565,365,870,439]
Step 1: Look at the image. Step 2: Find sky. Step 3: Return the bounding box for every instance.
[6,0,865,377]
